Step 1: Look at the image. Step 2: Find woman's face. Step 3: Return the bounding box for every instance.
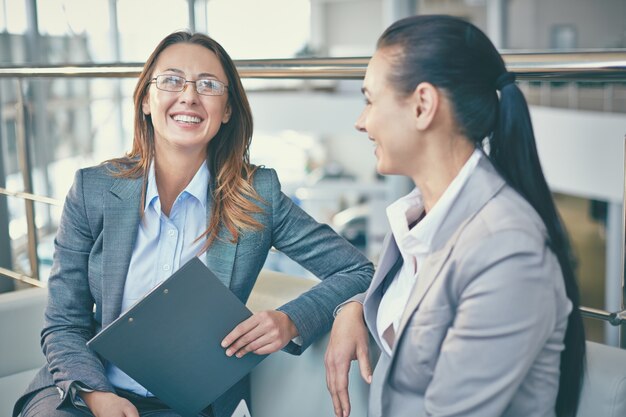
[355,48,420,177]
[142,43,232,156]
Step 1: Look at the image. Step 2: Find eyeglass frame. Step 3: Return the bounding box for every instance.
[149,74,229,96]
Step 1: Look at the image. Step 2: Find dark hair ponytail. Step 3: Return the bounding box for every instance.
[493,79,585,417]
[380,14,585,416]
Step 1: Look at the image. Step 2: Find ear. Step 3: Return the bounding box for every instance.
[413,82,439,131]
[222,102,232,124]
[141,91,151,116]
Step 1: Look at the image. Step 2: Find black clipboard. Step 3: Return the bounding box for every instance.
[87,257,266,417]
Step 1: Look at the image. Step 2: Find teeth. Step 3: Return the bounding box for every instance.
[172,114,201,124]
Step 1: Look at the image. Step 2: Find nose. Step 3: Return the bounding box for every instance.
[354,108,367,133]
[179,81,199,103]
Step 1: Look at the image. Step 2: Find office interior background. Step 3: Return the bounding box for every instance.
[0,0,625,349]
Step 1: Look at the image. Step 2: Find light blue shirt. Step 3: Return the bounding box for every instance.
[106,161,209,396]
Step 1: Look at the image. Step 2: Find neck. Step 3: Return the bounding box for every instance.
[154,147,206,216]
[411,136,475,213]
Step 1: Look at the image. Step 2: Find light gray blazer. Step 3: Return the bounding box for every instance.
[364,157,571,417]
[14,164,373,417]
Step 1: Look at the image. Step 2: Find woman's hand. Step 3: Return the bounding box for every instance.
[324,301,372,417]
[221,310,298,357]
[79,391,139,417]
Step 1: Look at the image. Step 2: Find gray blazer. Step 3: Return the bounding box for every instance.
[365,157,570,417]
[14,164,373,417]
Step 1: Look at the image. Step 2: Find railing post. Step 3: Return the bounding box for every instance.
[0,86,14,293]
[621,135,626,348]
[15,79,39,281]
[605,200,623,346]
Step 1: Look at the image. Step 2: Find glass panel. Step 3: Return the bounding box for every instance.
[554,194,607,343]
[518,81,626,114]
[2,76,134,282]
[117,0,189,61]
[206,0,310,59]
[4,0,27,34]
[507,0,626,50]
[36,0,114,62]
[37,0,109,36]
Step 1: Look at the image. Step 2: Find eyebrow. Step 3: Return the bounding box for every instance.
[162,68,220,79]
[162,68,184,75]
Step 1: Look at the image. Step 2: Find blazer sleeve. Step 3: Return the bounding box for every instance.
[421,229,565,416]
[264,169,374,354]
[41,169,115,398]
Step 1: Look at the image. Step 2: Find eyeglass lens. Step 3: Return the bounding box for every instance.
[155,75,225,96]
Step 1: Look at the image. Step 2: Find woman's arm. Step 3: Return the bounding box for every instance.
[221,169,374,357]
[42,169,116,400]
[268,169,374,353]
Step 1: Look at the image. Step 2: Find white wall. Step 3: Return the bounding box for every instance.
[248,88,378,183]
[531,106,626,203]
[508,0,626,49]
[311,0,386,56]
[249,89,626,204]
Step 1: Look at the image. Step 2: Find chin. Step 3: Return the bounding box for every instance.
[376,160,389,174]
[376,166,391,176]
[376,163,402,177]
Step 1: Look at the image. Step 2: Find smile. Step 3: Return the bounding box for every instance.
[171,114,202,124]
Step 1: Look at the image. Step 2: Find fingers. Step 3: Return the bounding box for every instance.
[222,311,295,358]
[356,344,372,384]
[224,321,263,357]
[232,332,276,358]
[325,346,353,417]
[221,315,259,351]
[324,336,356,417]
[335,363,352,417]
[324,302,370,417]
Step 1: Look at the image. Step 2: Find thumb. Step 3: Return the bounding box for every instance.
[356,346,372,384]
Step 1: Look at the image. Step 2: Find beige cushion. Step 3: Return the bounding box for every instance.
[0,288,47,417]
[577,341,626,417]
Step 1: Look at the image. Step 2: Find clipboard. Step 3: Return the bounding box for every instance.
[87,257,266,417]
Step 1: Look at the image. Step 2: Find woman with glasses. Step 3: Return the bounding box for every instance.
[14,32,373,417]
[324,15,585,417]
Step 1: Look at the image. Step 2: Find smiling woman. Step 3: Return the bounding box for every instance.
[13,31,374,417]
[324,15,585,417]
[140,43,233,212]
[112,33,256,245]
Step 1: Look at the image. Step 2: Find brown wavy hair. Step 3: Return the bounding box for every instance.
[109,31,264,251]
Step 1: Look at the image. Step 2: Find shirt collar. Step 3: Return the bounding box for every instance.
[144,160,210,213]
[184,161,209,208]
[387,149,483,256]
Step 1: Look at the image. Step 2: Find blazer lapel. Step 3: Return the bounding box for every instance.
[395,238,455,340]
[102,176,143,326]
[363,233,400,349]
[203,183,236,288]
[394,156,507,340]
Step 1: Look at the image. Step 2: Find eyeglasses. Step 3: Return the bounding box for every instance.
[150,74,229,96]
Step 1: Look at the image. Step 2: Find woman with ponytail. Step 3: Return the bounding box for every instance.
[324,15,585,417]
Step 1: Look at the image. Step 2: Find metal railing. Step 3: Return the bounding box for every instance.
[0,50,624,80]
[1,51,626,326]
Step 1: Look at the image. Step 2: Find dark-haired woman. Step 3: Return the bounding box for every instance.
[14,32,373,417]
[324,15,585,417]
